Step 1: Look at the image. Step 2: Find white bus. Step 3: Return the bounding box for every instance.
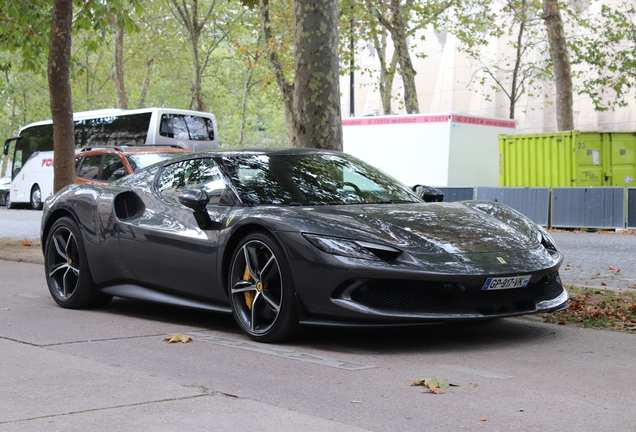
[2,107,218,209]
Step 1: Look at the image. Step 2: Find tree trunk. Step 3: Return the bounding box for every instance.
[389,0,419,114]
[137,58,154,109]
[543,0,574,130]
[48,0,75,193]
[237,73,253,147]
[293,0,342,150]
[259,0,296,146]
[191,39,204,111]
[112,20,129,109]
[509,0,527,120]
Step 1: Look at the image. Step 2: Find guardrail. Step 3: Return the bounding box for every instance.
[432,186,632,229]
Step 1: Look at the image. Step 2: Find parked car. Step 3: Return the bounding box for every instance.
[0,176,10,207]
[75,146,190,186]
[41,148,567,342]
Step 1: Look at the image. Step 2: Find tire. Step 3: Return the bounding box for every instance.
[228,231,299,343]
[30,184,43,210]
[5,192,11,209]
[44,217,112,308]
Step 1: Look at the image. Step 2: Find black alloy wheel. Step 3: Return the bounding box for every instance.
[229,231,299,342]
[30,184,42,210]
[44,217,112,308]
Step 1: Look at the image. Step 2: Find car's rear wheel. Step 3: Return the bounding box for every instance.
[30,184,42,210]
[44,217,112,308]
[229,231,299,342]
[5,192,11,209]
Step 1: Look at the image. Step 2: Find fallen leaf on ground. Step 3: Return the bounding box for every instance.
[21,240,32,247]
[517,408,524,412]
[600,282,607,286]
[590,272,600,279]
[163,333,193,343]
[409,377,458,394]
[609,266,621,274]
[480,417,489,421]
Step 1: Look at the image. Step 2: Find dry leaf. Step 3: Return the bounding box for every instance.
[163,333,192,343]
[517,408,524,412]
[480,417,489,421]
[591,272,600,279]
[600,282,607,286]
[430,388,444,394]
[21,240,32,247]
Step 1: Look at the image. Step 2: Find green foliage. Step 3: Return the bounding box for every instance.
[570,0,636,111]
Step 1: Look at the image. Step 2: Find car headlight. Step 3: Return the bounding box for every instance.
[302,234,402,260]
[536,225,559,252]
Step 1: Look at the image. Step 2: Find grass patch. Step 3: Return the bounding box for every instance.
[541,285,636,332]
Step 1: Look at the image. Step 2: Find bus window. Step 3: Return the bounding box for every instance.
[15,124,54,176]
[79,113,152,147]
[12,149,22,178]
[160,114,214,141]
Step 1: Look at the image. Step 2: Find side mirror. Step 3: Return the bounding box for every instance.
[178,189,221,230]
[413,185,444,202]
[3,137,21,156]
[112,168,127,179]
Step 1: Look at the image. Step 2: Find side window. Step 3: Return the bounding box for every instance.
[158,158,225,204]
[160,114,215,141]
[75,156,83,175]
[159,114,189,140]
[77,155,103,180]
[101,155,126,182]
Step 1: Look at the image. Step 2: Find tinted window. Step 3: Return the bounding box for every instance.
[78,155,102,180]
[75,113,152,147]
[75,156,83,175]
[222,153,420,206]
[101,155,126,181]
[159,158,225,203]
[160,114,214,141]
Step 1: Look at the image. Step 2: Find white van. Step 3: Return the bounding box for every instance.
[3,108,218,209]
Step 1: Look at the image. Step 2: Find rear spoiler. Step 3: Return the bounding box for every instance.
[3,136,21,155]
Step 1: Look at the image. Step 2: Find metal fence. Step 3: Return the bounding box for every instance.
[476,187,550,226]
[435,187,475,202]
[628,188,636,229]
[551,187,625,229]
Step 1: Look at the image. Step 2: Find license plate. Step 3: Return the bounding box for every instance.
[482,275,532,290]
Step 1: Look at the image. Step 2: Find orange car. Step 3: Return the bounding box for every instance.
[75,146,190,186]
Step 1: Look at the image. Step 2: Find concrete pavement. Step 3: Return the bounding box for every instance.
[1,259,636,431]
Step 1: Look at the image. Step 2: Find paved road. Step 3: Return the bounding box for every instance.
[1,260,635,431]
[2,207,635,290]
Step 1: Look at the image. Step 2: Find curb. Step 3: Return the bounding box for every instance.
[0,256,44,265]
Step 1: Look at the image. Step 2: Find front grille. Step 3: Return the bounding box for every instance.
[347,273,564,315]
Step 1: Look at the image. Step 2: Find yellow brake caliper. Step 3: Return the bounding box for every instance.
[243,265,254,310]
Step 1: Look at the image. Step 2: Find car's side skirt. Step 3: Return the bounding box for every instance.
[100,284,232,314]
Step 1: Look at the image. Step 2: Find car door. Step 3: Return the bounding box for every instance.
[117,157,231,301]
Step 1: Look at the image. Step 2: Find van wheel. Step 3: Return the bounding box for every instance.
[30,185,43,210]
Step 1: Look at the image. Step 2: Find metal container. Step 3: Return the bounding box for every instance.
[498,131,636,187]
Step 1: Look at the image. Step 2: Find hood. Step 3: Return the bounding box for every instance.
[287,202,541,254]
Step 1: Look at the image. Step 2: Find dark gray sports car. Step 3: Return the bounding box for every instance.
[41,148,567,342]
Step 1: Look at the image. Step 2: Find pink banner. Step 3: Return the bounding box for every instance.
[342,115,450,127]
[451,115,516,129]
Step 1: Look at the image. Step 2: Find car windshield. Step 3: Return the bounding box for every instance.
[126,153,183,171]
[221,153,421,206]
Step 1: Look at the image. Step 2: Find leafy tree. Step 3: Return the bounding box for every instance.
[571,0,636,112]
[165,0,229,111]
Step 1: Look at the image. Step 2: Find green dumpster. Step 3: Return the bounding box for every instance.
[498,131,636,187]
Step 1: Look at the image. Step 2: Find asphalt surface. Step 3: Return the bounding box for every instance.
[1,260,635,431]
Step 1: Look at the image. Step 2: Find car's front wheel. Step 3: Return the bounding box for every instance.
[5,192,11,209]
[44,217,112,308]
[229,231,299,342]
